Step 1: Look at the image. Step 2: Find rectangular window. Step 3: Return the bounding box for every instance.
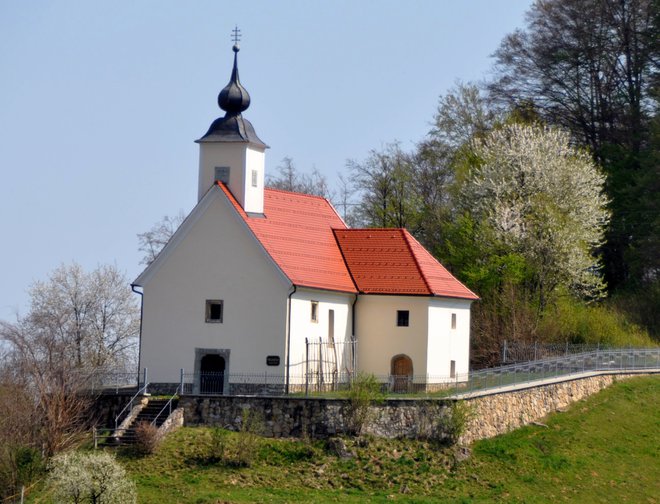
[214,166,230,184]
[205,300,223,323]
[397,310,409,327]
[450,360,456,379]
[451,313,457,330]
[251,169,258,187]
[311,301,319,323]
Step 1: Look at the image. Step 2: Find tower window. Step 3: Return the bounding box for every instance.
[397,310,409,327]
[311,301,319,323]
[205,300,224,323]
[251,169,258,187]
[214,166,230,184]
[451,313,457,330]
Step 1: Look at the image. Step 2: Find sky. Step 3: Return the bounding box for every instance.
[0,0,533,320]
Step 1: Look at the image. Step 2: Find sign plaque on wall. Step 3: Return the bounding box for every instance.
[266,355,280,366]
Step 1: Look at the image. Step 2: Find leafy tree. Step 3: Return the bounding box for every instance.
[460,123,610,308]
[348,143,422,229]
[488,0,660,289]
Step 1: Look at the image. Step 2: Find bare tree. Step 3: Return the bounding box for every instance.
[0,263,140,460]
[137,210,186,266]
[266,157,335,200]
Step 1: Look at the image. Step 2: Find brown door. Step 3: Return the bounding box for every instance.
[391,355,413,392]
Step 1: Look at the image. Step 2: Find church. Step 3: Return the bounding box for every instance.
[132,42,478,394]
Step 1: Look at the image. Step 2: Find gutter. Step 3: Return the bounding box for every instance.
[351,293,358,373]
[131,284,144,388]
[285,284,297,394]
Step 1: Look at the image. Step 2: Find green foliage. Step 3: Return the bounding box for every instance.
[47,451,136,504]
[203,408,264,468]
[442,401,473,446]
[342,372,385,436]
[538,296,656,347]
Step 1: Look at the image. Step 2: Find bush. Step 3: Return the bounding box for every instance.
[47,451,136,503]
[538,296,656,347]
[205,409,263,468]
[134,421,161,455]
[442,401,473,445]
[342,373,385,436]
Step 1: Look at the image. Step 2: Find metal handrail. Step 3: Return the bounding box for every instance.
[114,381,150,431]
[151,384,181,427]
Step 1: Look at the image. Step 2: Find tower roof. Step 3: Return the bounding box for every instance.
[197,41,267,147]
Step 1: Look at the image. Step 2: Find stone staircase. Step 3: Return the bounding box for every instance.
[117,398,178,445]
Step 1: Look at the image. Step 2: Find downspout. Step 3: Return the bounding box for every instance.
[351,293,358,373]
[285,284,297,394]
[131,284,144,388]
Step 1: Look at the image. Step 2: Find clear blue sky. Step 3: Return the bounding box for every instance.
[0,0,532,319]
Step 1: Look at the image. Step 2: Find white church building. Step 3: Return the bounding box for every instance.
[132,43,478,394]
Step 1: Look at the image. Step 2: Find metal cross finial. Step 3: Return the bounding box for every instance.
[231,26,242,45]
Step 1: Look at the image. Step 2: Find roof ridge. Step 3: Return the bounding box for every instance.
[264,187,330,201]
[400,229,433,296]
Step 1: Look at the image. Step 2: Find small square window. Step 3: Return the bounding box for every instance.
[205,300,223,323]
[251,169,258,187]
[214,166,230,184]
[451,313,457,330]
[311,301,319,323]
[397,310,409,327]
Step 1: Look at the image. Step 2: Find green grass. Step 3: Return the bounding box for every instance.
[29,376,659,503]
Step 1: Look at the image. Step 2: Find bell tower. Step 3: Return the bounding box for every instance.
[196,30,267,213]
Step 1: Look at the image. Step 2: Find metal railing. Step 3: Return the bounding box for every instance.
[151,383,181,427]
[176,347,659,398]
[114,369,149,431]
[500,340,633,364]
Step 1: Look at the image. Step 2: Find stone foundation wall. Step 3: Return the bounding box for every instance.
[460,373,642,444]
[180,373,653,442]
[94,372,654,443]
[179,396,457,440]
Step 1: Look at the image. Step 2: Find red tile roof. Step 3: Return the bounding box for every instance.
[218,183,357,293]
[218,183,478,300]
[334,229,479,300]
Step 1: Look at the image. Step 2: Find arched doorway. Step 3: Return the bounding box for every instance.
[391,354,413,393]
[200,354,225,394]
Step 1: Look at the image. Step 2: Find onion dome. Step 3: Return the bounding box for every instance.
[218,44,251,115]
[197,42,267,147]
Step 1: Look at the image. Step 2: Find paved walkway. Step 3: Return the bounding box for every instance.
[452,368,660,400]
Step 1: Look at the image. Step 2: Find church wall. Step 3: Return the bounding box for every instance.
[287,288,354,387]
[356,295,430,378]
[426,298,472,380]
[140,192,290,385]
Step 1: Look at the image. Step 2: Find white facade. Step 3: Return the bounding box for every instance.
[136,188,290,385]
[356,295,472,382]
[288,288,356,386]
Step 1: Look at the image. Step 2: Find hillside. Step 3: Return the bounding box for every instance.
[59,375,658,503]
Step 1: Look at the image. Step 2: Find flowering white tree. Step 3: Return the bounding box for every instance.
[47,452,136,504]
[462,123,610,306]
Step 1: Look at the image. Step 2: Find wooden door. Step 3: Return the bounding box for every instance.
[391,355,413,392]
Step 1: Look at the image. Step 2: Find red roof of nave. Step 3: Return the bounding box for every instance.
[218,183,478,300]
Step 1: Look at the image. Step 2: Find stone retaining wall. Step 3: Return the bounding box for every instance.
[460,373,642,444]
[180,373,652,443]
[95,372,654,444]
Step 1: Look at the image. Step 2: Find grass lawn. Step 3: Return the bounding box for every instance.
[31,376,659,503]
